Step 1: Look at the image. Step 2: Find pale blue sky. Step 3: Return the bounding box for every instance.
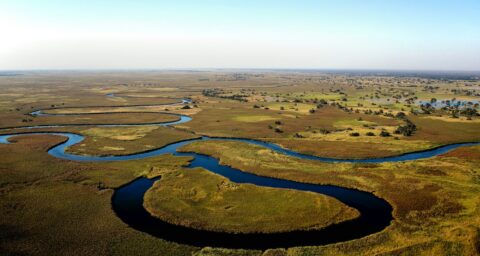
[1,0,479,70]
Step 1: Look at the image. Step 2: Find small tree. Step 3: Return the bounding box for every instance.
[380,130,391,137]
[395,112,406,119]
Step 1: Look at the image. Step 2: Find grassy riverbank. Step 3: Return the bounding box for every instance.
[179,140,480,255]
[1,71,479,255]
[144,167,359,234]
[0,135,200,256]
[67,126,199,156]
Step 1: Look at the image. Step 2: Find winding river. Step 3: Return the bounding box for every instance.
[1,96,478,249]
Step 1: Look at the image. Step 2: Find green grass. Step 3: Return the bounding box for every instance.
[0,135,198,255]
[232,115,278,123]
[333,119,377,128]
[1,71,480,255]
[265,102,317,114]
[68,126,199,156]
[4,135,480,255]
[144,167,359,234]
[0,112,180,129]
[179,139,480,255]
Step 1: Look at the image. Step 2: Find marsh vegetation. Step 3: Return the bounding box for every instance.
[0,71,479,255]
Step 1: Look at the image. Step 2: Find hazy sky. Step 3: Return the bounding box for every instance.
[1,0,479,70]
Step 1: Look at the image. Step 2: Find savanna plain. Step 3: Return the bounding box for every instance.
[0,70,479,255]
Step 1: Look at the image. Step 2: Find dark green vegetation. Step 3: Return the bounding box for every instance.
[180,140,480,255]
[144,168,359,234]
[1,71,479,255]
[0,135,197,255]
[68,126,199,156]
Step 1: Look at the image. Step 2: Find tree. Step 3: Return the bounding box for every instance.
[395,112,406,119]
[394,119,416,136]
[460,108,477,118]
[319,99,328,105]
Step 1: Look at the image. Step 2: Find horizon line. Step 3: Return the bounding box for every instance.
[1,68,480,73]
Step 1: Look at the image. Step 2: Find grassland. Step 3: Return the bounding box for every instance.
[144,167,359,234]
[179,139,480,255]
[67,126,199,156]
[0,135,202,256]
[0,71,479,255]
[182,98,480,158]
[44,103,201,116]
[0,111,181,129]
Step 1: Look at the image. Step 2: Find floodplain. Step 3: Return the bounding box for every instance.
[0,71,479,255]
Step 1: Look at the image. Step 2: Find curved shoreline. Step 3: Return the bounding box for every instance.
[1,113,190,131]
[29,96,189,116]
[112,172,392,249]
[1,96,478,249]
[205,137,480,163]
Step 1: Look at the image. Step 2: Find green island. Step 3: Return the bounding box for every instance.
[1,70,479,256]
[144,167,359,234]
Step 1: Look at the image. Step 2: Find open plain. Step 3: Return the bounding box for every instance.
[0,70,479,255]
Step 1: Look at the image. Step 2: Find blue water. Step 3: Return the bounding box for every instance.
[14,97,192,130]
[417,99,479,109]
[1,97,478,249]
[1,133,477,163]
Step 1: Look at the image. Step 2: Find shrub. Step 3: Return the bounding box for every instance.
[366,132,375,136]
[319,128,330,134]
[318,99,328,105]
[349,132,360,137]
[460,108,477,117]
[380,130,391,137]
[294,133,304,138]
